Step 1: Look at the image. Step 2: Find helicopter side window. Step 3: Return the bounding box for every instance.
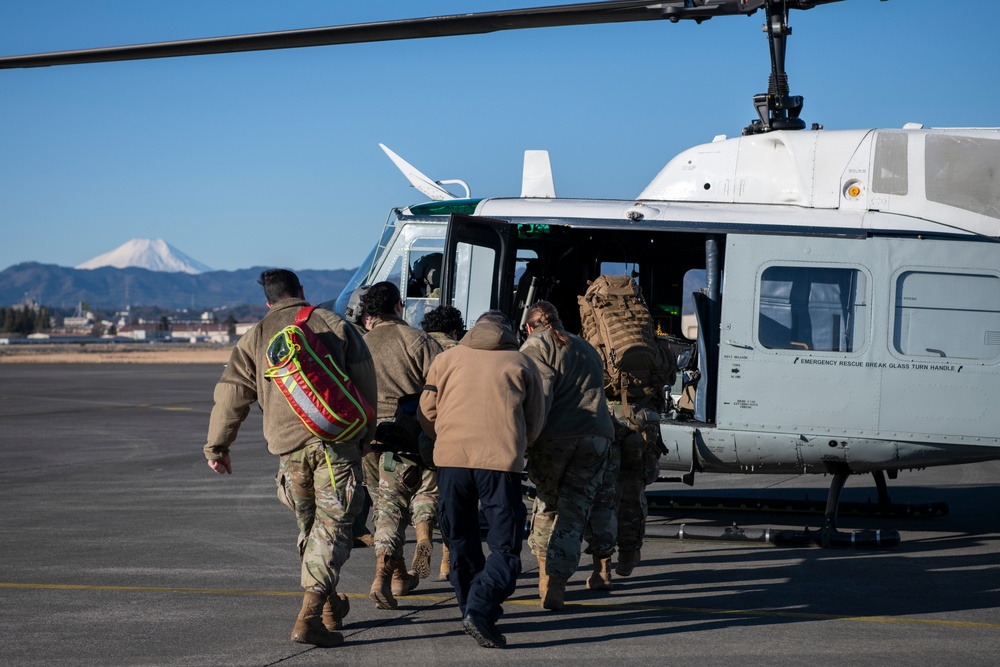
[893,271,1000,361]
[599,261,639,279]
[757,266,868,353]
[681,269,707,341]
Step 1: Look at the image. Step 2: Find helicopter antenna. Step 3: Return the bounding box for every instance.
[744,0,806,135]
[379,143,470,201]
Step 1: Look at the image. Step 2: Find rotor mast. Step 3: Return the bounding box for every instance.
[744,0,806,135]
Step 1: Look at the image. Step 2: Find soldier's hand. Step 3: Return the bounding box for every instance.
[208,454,232,475]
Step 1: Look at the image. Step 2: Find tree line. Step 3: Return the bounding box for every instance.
[1,306,52,335]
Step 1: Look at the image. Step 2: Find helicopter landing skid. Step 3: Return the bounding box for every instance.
[643,522,900,549]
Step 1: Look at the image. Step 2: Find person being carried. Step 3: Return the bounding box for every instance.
[419,310,545,649]
[204,268,377,649]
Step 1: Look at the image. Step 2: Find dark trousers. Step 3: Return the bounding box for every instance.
[437,467,525,622]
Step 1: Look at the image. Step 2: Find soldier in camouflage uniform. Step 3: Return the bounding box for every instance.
[577,274,673,586]
[581,416,624,589]
[204,269,377,649]
[583,407,658,587]
[419,305,465,581]
[614,406,661,575]
[321,286,376,549]
[520,301,615,611]
[360,282,443,609]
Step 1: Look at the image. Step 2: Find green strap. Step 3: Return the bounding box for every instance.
[323,445,336,493]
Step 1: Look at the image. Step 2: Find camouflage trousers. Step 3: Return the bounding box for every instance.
[361,446,380,524]
[526,435,610,579]
[276,441,363,595]
[616,428,649,552]
[373,451,438,558]
[584,427,648,557]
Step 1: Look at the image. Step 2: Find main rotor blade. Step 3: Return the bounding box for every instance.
[0,0,841,70]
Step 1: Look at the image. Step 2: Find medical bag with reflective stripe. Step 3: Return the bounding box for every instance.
[264,306,374,442]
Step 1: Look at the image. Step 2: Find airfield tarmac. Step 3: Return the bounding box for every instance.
[2,362,1000,666]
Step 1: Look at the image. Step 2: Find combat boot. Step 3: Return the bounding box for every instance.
[616,549,641,576]
[437,542,451,581]
[541,574,567,611]
[322,592,350,631]
[586,555,613,591]
[290,591,344,648]
[412,521,434,579]
[370,550,397,610]
[390,557,420,597]
[536,555,549,602]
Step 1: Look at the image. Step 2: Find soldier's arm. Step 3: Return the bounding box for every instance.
[204,341,257,470]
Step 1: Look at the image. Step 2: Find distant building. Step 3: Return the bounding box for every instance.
[170,322,232,344]
[63,303,95,332]
[118,324,171,341]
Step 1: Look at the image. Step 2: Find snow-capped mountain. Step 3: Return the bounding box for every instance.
[76,239,214,274]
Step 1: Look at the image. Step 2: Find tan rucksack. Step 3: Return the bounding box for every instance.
[578,274,676,416]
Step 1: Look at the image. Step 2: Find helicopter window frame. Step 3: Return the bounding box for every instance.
[755,263,870,355]
[890,269,1000,363]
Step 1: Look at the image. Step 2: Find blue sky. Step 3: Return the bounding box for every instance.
[2,1,998,273]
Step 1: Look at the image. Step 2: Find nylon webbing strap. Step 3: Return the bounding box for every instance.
[323,445,336,493]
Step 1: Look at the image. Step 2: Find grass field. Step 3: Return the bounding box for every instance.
[0,342,232,364]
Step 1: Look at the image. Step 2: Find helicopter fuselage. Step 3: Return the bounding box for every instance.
[335,126,1000,480]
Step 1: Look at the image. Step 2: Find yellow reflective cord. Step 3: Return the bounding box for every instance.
[323,445,336,493]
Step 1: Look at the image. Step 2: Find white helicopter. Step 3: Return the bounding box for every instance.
[4,0,999,545]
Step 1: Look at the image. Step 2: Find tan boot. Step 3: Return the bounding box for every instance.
[412,522,433,579]
[541,574,567,611]
[616,549,641,577]
[437,542,451,581]
[321,593,350,631]
[390,557,420,597]
[369,550,397,610]
[586,555,613,591]
[537,555,549,602]
[290,591,344,647]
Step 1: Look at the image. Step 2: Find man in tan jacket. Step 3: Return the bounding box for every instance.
[204,269,377,649]
[359,281,442,609]
[419,310,545,649]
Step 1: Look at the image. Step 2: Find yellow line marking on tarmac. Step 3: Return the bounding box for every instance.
[3,583,998,630]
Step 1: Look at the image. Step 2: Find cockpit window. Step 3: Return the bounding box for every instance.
[407,238,445,299]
